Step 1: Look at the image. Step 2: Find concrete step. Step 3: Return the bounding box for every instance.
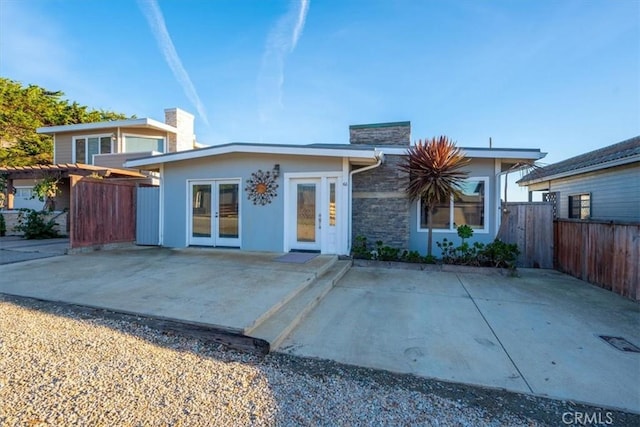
[247,259,352,351]
[243,255,338,334]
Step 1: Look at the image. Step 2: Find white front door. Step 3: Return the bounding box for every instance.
[189,180,240,247]
[290,178,321,251]
[288,176,341,253]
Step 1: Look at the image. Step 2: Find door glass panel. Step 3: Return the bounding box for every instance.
[87,137,99,164]
[218,183,239,238]
[329,182,336,226]
[192,184,211,238]
[75,138,86,163]
[297,184,316,242]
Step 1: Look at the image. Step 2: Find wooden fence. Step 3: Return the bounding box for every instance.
[70,176,136,249]
[497,202,554,268]
[554,219,640,301]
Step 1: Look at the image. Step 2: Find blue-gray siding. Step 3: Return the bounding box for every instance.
[161,153,343,251]
[550,163,639,222]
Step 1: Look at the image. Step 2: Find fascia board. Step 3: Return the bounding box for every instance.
[125,144,379,168]
[36,118,177,134]
[379,146,546,160]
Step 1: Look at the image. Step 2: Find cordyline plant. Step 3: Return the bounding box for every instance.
[399,136,469,256]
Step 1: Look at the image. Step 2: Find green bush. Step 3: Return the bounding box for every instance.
[352,235,373,259]
[0,213,6,237]
[14,209,60,239]
[478,239,520,269]
[374,240,400,261]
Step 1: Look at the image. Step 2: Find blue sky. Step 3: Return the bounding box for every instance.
[1,0,638,198]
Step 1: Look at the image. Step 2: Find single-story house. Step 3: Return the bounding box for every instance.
[126,121,545,255]
[518,136,640,222]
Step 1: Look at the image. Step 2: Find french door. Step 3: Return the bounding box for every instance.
[189,180,240,247]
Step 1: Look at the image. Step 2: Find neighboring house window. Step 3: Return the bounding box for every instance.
[14,187,35,198]
[74,135,112,164]
[123,135,165,153]
[568,193,591,219]
[419,178,488,232]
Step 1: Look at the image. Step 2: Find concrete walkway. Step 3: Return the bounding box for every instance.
[0,236,69,265]
[0,247,336,334]
[279,266,640,413]
[0,248,638,413]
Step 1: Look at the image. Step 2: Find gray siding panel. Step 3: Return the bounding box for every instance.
[551,163,640,221]
[136,186,160,245]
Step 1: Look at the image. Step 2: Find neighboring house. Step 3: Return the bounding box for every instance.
[1,108,197,212]
[518,136,640,222]
[126,121,545,255]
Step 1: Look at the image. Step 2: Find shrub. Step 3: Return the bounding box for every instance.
[374,240,400,261]
[0,213,6,237]
[14,209,60,239]
[352,235,373,260]
[478,239,520,270]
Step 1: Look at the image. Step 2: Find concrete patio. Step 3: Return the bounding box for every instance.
[0,247,638,413]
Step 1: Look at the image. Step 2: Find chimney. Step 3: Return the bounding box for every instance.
[349,121,411,146]
[164,108,195,152]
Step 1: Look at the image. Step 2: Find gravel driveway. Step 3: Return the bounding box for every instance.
[2,295,638,426]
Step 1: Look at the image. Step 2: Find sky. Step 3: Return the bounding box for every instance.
[1,0,638,200]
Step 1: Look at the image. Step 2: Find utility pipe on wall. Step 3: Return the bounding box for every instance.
[347,150,384,254]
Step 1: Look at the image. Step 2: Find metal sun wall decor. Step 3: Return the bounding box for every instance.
[245,166,280,205]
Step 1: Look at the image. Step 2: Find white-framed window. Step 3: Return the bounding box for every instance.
[123,134,165,153]
[73,134,112,165]
[418,177,489,233]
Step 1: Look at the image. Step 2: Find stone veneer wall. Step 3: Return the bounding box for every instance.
[164,108,195,152]
[349,121,411,146]
[350,122,411,251]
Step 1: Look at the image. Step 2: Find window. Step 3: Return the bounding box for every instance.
[124,135,164,153]
[74,135,112,164]
[419,178,488,232]
[568,193,590,219]
[14,187,34,198]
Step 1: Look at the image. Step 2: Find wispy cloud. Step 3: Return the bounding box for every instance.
[258,0,310,124]
[137,0,209,125]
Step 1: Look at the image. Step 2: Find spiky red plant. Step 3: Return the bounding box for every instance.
[399,136,469,255]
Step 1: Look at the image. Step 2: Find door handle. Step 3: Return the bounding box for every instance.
[318,213,321,229]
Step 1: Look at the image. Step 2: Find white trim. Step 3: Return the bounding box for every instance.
[494,159,502,237]
[379,146,545,160]
[52,134,56,163]
[158,164,164,246]
[37,118,177,135]
[416,176,491,234]
[125,143,381,168]
[72,133,112,164]
[122,133,167,153]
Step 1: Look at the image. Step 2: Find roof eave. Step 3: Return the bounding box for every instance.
[36,118,177,135]
[518,154,640,186]
[125,144,381,169]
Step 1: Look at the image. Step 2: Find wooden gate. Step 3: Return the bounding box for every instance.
[136,186,160,245]
[70,176,136,249]
[497,202,554,268]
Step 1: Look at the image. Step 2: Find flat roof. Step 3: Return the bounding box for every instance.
[36,118,177,135]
